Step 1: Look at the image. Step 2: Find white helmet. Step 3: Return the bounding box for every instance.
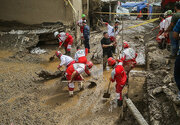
[54,31,59,37]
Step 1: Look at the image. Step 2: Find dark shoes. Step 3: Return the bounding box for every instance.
[117,100,123,107]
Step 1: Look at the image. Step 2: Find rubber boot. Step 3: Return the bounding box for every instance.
[85,48,88,56]
[69,91,74,97]
[78,82,84,91]
[117,100,123,107]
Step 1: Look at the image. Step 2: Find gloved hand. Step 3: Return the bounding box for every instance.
[57,65,61,70]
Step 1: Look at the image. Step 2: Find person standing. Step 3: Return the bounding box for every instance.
[164,10,173,49]
[120,42,137,78]
[82,21,90,54]
[107,57,127,107]
[103,22,119,53]
[173,19,180,100]
[101,32,114,70]
[165,2,180,57]
[152,14,165,49]
[77,14,87,44]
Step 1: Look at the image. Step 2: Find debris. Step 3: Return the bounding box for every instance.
[163,75,173,84]
[30,47,47,54]
[152,87,163,95]
[35,70,63,80]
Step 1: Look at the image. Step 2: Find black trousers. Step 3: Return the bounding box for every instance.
[174,55,180,91]
[83,38,90,49]
[103,52,113,69]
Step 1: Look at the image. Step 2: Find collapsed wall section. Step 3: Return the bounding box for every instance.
[0,0,82,25]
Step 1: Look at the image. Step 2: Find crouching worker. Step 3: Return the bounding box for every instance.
[66,61,93,96]
[108,57,127,107]
[74,46,87,64]
[54,31,73,56]
[55,51,75,70]
[120,42,137,77]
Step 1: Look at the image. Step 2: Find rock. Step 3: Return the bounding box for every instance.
[168,82,176,87]
[139,38,144,43]
[146,41,158,48]
[35,70,63,80]
[152,87,163,95]
[152,120,160,125]
[148,52,167,70]
[148,46,157,52]
[163,75,173,84]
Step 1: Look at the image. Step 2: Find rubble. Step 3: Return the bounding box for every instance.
[30,47,47,54]
[145,38,180,125]
[35,70,63,80]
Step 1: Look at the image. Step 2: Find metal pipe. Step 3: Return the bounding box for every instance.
[124,97,149,125]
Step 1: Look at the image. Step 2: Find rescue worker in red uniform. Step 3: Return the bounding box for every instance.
[66,61,93,96]
[120,42,137,77]
[55,51,75,70]
[152,14,165,49]
[54,31,73,56]
[108,57,127,107]
[74,46,87,64]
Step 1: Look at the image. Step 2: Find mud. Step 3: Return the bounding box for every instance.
[1,18,180,125]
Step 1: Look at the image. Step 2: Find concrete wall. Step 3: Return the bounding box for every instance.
[0,0,82,25]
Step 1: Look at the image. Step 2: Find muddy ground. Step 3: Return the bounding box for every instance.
[0,19,180,125]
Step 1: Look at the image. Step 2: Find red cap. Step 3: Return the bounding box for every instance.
[107,57,116,66]
[55,51,62,58]
[123,42,129,48]
[86,61,93,69]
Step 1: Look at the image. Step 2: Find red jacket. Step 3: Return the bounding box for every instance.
[111,62,127,85]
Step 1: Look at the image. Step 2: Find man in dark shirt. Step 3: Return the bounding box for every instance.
[83,21,90,54]
[101,32,114,69]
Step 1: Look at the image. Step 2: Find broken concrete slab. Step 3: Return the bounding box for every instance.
[0,34,39,51]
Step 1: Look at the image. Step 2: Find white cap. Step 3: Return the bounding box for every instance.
[54,31,59,37]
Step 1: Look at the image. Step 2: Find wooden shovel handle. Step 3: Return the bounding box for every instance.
[107,81,111,93]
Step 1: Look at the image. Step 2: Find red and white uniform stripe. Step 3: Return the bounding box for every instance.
[110,62,127,101]
[74,49,87,64]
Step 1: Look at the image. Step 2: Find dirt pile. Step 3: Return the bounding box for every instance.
[145,39,180,125]
[1,18,180,125]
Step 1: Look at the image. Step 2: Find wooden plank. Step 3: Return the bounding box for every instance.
[124,97,149,125]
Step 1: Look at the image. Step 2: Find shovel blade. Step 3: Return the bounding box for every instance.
[49,56,55,61]
[88,82,97,89]
[103,93,110,98]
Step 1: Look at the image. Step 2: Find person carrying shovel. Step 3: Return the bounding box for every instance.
[65,61,93,96]
[107,57,127,107]
[54,31,74,56]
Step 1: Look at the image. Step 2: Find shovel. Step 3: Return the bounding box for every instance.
[103,81,111,98]
[49,55,55,61]
[49,40,66,61]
